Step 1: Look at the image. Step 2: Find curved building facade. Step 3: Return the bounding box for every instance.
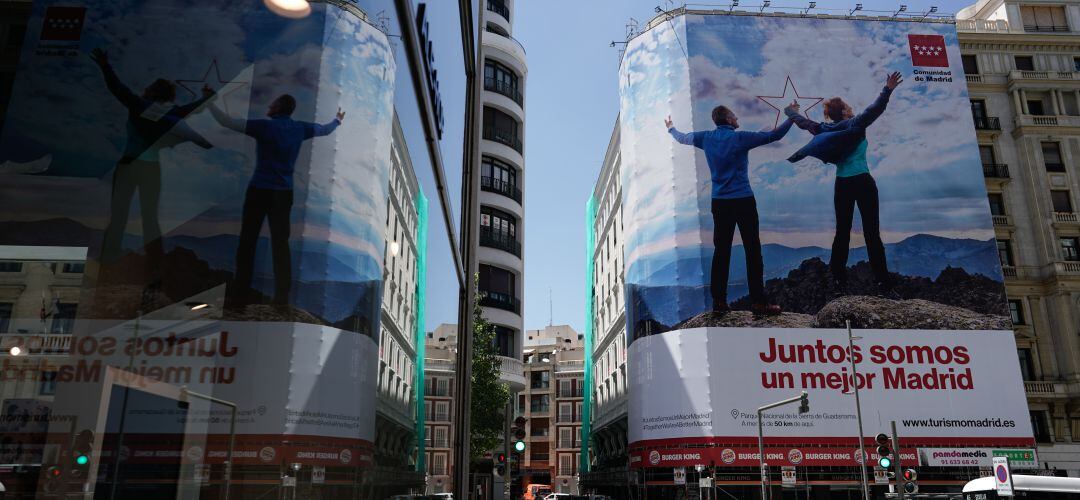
[479,0,528,391]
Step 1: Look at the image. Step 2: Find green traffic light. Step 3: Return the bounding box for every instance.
[878,457,892,469]
[514,440,526,452]
[75,454,89,466]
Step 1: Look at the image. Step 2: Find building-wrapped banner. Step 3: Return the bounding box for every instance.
[618,12,1030,457]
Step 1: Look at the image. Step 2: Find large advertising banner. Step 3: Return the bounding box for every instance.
[0,0,396,482]
[0,0,395,336]
[618,13,1029,457]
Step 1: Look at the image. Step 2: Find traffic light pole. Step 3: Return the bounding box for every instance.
[756,392,808,500]
[504,400,512,500]
[891,420,905,500]
[846,321,870,500]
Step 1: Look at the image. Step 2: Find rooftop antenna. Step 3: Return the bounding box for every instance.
[849,3,862,15]
[760,0,771,12]
[549,287,553,327]
[921,6,938,18]
[893,4,908,16]
[729,0,739,11]
[802,1,817,14]
[626,17,640,39]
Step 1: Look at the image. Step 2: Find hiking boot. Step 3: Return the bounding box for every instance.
[711,301,730,315]
[751,302,782,317]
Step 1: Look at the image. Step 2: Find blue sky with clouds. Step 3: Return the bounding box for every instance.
[617,12,995,287]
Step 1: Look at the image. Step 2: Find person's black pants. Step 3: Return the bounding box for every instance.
[101,159,164,270]
[830,173,889,283]
[711,196,765,305]
[235,187,293,303]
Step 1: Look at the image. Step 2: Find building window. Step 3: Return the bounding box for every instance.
[480,206,517,243]
[39,371,57,395]
[432,452,448,475]
[484,59,522,106]
[479,264,518,312]
[518,394,526,414]
[486,22,509,37]
[559,402,572,423]
[531,370,550,389]
[559,427,573,448]
[1031,410,1051,442]
[425,426,433,447]
[493,325,515,358]
[0,302,11,334]
[482,106,522,153]
[0,261,22,273]
[530,394,550,413]
[1028,99,1046,116]
[49,303,77,334]
[1043,142,1065,172]
[1061,237,1080,261]
[434,401,449,422]
[988,193,1006,216]
[434,426,449,448]
[559,453,574,476]
[1075,57,1080,72]
[979,145,996,165]
[961,54,979,75]
[1020,6,1069,32]
[997,239,1014,267]
[481,155,520,202]
[1051,190,1073,213]
[1017,348,1037,380]
[61,262,85,274]
[971,100,997,129]
[1009,300,1025,325]
[1015,55,1036,71]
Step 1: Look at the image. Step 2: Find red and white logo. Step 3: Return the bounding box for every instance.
[649,450,662,465]
[720,448,736,465]
[40,7,86,42]
[908,34,949,67]
[340,449,352,464]
[259,446,276,463]
[788,449,804,465]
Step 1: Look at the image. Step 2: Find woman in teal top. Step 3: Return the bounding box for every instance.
[784,72,903,287]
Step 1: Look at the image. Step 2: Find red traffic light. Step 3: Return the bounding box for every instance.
[497,453,506,463]
[875,433,889,445]
[903,469,918,481]
[48,466,62,478]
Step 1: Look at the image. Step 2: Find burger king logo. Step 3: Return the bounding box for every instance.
[185,446,204,462]
[340,449,352,464]
[720,448,736,465]
[649,450,661,465]
[788,449,803,465]
[259,446,276,463]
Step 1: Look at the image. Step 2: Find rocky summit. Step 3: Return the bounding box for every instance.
[815,295,1011,330]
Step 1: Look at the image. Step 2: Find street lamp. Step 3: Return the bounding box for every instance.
[264,0,311,18]
[757,391,809,500]
[844,320,871,500]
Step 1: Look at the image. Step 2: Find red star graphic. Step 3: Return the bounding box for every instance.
[175,59,251,115]
[756,76,824,128]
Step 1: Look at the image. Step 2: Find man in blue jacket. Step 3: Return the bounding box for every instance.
[665,102,797,316]
[206,89,344,304]
[785,72,902,288]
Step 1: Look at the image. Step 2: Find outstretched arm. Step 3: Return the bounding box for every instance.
[784,101,822,135]
[665,116,700,146]
[207,103,249,134]
[173,85,215,117]
[738,117,794,149]
[852,71,902,129]
[90,48,139,109]
[304,109,345,139]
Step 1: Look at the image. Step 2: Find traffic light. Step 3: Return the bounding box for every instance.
[497,453,506,464]
[512,416,527,454]
[71,429,93,479]
[902,468,918,493]
[43,464,65,493]
[875,433,893,469]
[798,392,809,414]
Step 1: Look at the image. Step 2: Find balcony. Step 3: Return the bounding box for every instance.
[0,333,72,355]
[992,215,1011,226]
[481,175,522,204]
[1052,261,1080,276]
[498,355,526,389]
[973,116,1001,130]
[1009,70,1080,82]
[1023,25,1070,33]
[982,163,1009,179]
[530,405,551,416]
[1053,212,1080,225]
[956,19,1009,33]
[487,0,509,21]
[1025,380,1068,398]
[1015,115,1080,128]
[1001,265,1017,278]
[480,227,521,257]
[480,290,520,314]
[483,126,523,153]
[484,77,523,107]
